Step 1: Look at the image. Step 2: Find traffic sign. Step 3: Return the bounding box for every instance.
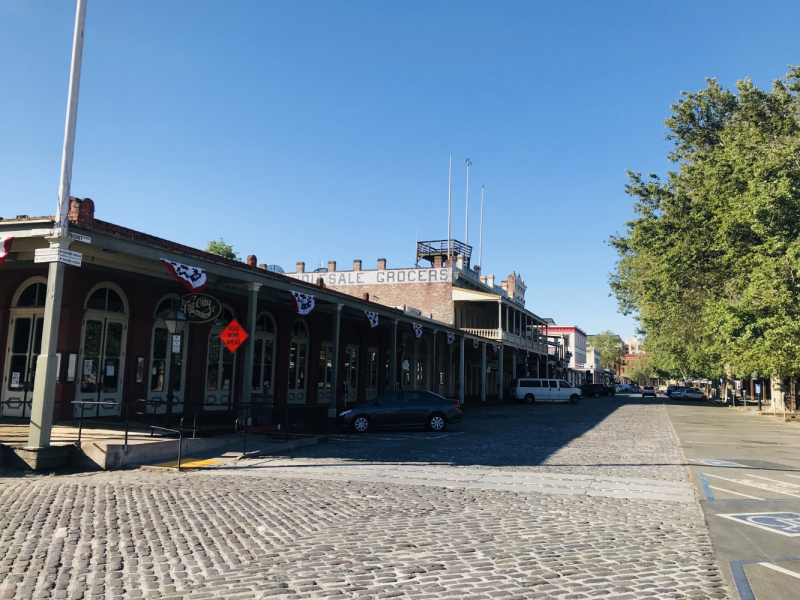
[220,319,248,353]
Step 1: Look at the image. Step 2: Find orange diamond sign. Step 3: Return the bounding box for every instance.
[220,318,248,353]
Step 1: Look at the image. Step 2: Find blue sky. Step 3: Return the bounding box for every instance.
[2,1,799,339]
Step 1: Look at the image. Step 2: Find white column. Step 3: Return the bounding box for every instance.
[459,336,465,403]
[241,283,261,406]
[512,348,517,382]
[498,345,504,400]
[481,342,487,402]
[328,304,343,417]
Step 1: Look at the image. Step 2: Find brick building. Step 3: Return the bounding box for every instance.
[287,239,555,401]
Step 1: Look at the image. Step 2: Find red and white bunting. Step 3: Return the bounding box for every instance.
[290,291,315,315]
[446,332,455,345]
[364,311,379,328]
[160,259,207,292]
[0,236,13,269]
[472,339,479,349]
[412,323,423,339]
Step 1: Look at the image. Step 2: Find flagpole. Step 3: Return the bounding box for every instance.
[447,154,452,263]
[465,158,472,253]
[479,184,484,270]
[28,0,87,449]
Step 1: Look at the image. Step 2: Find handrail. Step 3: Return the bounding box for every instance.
[149,425,183,470]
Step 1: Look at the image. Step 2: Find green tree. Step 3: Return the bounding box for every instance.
[626,354,653,386]
[587,330,624,370]
[610,67,800,380]
[205,238,239,261]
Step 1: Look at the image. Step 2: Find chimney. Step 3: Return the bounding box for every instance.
[433,256,443,268]
[480,275,487,284]
[353,259,362,271]
[501,281,508,293]
[456,254,464,269]
[487,274,495,288]
[68,197,95,225]
[377,258,386,270]
[327,261,336,272]
[506,272,516,298]
[362,292,370,301]
[247,255,257,267]
[258,263,267,270]
[473,265,481,273]
[316,277,326,287]
[296,262,305,273]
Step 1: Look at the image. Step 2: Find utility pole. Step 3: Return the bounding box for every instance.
[465,158,472,250]
[28,0,87,448]
[479,185,484,270]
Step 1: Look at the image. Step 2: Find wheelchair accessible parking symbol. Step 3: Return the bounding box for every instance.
[718,512,800,537]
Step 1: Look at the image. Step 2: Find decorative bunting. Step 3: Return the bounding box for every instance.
[0,236,13,269]
[412,323,423,339]
[364,311,379,328]
[160,259,207,292]
[290,291,315,315]
[472,339,479,349]
[446,332,455,345]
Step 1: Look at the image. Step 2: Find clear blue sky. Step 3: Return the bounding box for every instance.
[2,1,799,339]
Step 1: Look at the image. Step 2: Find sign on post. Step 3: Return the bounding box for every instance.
[34,247,82,267]
[220,319,248,353]
[171,334,181,353]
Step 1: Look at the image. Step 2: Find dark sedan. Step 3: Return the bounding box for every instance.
[578,383,616,398]
[336,389,463,433]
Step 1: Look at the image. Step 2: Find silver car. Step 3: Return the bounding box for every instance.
[676,387,707,401]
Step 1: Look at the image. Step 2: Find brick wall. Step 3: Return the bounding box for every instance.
[323,280,454,325]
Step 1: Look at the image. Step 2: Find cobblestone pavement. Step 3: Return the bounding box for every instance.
[0,398,729,600]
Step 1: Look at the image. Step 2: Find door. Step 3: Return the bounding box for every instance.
[364,348,379,402]
[75,317,127,417]
[251,313,276,408]
[559,380,575,402]
[204,327,235,410]
[147,325,188,414]
[344,345,358,404]
[1,313,44,417]
[317,342,333,404]
[371,390,403,426]
[402,390,430,425]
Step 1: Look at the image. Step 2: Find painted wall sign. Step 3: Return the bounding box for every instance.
[181,293,222,323]
[287,268,452,287]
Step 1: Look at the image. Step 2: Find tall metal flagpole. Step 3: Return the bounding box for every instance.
[447,154,452,263]
[479,185,484,270]
[465,158,472,251]
[28,0,87,449]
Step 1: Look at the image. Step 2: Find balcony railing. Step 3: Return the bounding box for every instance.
[460,327,549,354]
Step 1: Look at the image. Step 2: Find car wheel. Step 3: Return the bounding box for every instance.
[569,395,580,404]
[701,396,707,401]
[524,394,536,404]
[593,392,600,398]
[427,413,446,432]
[352,416,370,433]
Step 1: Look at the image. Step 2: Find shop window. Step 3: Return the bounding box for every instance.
[16,283,47,308]
[86,286,126,314]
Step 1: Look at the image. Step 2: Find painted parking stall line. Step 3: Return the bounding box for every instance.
[730,557,800,600]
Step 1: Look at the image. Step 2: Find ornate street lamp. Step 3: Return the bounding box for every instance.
[163,309,187,428]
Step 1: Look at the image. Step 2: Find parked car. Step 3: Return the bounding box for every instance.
[641,385,657,397]
[578,383,616,398]
[616,383,631,392]
[665,386,687,399]
[629,385,642,393]
[509,379,583,404]
[337,390,463,432]
[675,387,707,401]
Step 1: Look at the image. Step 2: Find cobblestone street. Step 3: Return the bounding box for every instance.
[0,398,729,600]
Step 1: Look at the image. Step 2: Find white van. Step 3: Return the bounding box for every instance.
[509,379,582,404]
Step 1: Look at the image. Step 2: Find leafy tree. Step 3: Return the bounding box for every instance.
[587,330,624,370]
[626,354,653,386]
[610,67,800,380]
[205,238,240,261]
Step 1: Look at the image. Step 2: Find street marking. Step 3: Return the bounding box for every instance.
[759,561,800,580]
[690,459,746,467]
[709,486,763,499]
[705,473,800,498]
[748,474,800,489]
[730,557,800,600]
[717,512,800,537]
[154,458,221,469]
[785,474,800,480]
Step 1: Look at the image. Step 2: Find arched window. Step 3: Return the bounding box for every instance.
[287,319,308,403]
[15,282,47,308]
[256,313,275,334]
[86,285,126,314]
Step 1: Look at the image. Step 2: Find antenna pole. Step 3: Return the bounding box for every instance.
[465,158,472,255]
[415,228,419,267]
[479,184,484,270]
[447,154,452,263]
